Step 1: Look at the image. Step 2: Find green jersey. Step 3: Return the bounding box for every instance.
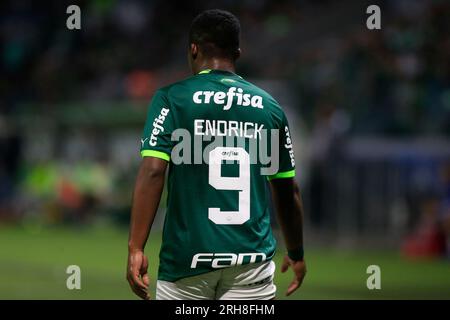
[140,69,296,282]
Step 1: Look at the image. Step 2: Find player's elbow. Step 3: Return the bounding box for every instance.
[139,157,167,181]
[293,181,300,196]
[142,165,166,180]
[143,167,165,181]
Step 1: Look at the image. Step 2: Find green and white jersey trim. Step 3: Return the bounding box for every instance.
[141,150,170,162]
[267,169,296,181]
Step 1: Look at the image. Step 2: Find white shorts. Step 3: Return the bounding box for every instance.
[156,260,276,300]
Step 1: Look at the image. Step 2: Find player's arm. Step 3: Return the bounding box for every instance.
[269,107,306,296]
[127,157,167,300]
[270,177,307,296]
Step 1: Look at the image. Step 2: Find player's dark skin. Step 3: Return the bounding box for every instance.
[127,42,307,300]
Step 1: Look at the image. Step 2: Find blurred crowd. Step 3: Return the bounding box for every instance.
[0,0,450,256]
[2,0,449,135]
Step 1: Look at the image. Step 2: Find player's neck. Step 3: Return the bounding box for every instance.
[196,58,235,74]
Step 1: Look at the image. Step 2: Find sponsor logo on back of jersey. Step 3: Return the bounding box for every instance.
[191,252,267,269]
[193,87,264,111]
[149,107,170,146]
[284,125,295,167]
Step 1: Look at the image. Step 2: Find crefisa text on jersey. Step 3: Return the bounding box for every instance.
[193,86,264,110]
[149,107,170,146]
[284,125,295,167]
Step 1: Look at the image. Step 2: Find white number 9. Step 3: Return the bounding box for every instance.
[208,147,250,225]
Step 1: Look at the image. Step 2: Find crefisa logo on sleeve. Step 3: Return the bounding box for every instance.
[285,126,295,167]
[149,107,170,146]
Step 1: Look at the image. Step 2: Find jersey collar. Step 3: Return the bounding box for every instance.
[197,69,242,79]
[198,69,212,74]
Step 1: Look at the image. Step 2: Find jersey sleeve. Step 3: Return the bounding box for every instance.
[268,110,296,180]
[140,89,175,162]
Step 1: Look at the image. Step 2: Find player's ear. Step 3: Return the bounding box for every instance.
[190,43,198,60]
[234,48,241,61]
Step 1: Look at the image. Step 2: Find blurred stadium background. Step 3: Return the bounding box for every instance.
[0,0,449,299]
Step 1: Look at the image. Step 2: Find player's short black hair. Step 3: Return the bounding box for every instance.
[189,9,240,60]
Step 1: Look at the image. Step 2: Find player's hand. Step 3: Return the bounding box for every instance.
[281,255,307,296]
[126,249,150,300]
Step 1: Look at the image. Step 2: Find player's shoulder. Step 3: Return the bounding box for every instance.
[240,79,281,108]
[242,79,286,126]
[239,78,286,122]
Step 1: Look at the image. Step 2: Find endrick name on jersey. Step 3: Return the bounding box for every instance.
[191,252,267,269]
[194,119,264,140]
